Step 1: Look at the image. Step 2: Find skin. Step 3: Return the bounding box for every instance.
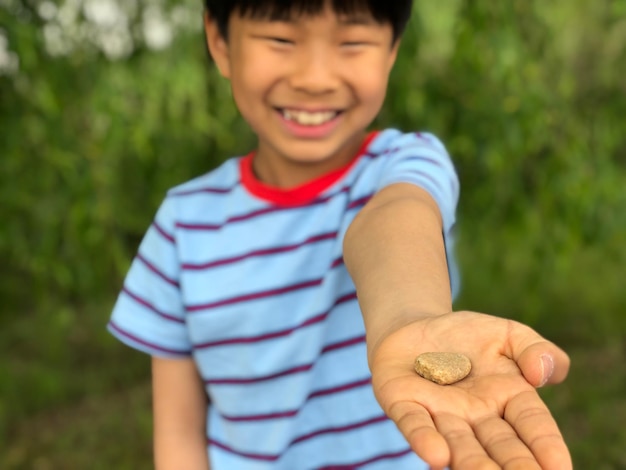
[371,311,571,469]
[205,4,399,187]
[343,183,572,469]
[152,357,210,470]
[151,3,573,469]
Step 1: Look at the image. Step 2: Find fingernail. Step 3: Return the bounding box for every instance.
[539,354,554,387]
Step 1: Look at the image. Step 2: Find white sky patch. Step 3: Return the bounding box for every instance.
[171,5,202,31]
[57,0,82,31]
[99,31,134,59]
[43,22,72,57]
[142,5,173,50]
[38,1,58,22]
[9,0,201,62]
[0,29,19,75]
[40,0,82,57]
[83,0,124,27]
[82,0,133,59]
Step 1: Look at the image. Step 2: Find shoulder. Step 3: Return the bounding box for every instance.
[166,157,242,198]
[356,128,459,225]
[147,157,246,229]
[368,129,449,157]
[345,129,455,189]
[355,129,455,183]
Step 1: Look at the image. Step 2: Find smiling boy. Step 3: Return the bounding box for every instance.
[209,2,401,188]
[108,1,572,469]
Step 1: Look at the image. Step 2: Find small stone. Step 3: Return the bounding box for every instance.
[414,352,472,385]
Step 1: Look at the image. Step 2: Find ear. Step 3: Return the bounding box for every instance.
[204,11,231,78]
[387,39,401,72]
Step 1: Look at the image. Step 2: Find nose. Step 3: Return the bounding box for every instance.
[288,45,340,95]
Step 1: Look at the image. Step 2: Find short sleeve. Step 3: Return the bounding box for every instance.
[107,197,192,357]
[376,132,461,298]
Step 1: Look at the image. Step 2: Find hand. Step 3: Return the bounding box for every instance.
[370,311,571,470]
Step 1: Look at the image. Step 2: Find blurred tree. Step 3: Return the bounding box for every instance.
[1,2,624,468]
[0,0,253,311]
[1,0,624,336]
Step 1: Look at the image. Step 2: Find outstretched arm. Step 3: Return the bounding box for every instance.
[343,183,571,469]
[152,357,211,470]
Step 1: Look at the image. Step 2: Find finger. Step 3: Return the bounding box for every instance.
[506,322,571,387]
[473,415,541,469]
[505,391,573,470]
[386,399,450,468]
[434,413,500,470]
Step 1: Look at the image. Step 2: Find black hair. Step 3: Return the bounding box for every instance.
[205,0,413,42]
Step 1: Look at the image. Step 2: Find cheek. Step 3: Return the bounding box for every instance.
[357,73,390,108]
[345,56,392,103]
[229,66,272,119]
[238,66,282,109]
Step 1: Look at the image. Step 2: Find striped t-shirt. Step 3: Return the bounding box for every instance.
[108,129,460,469]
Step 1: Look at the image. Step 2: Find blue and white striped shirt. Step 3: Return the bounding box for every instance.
[108,129,459,469]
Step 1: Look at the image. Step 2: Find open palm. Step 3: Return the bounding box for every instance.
[370,311,571,470]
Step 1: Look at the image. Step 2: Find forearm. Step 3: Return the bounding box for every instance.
[152,357,211,470]
[343,183,452,362]
[154,432,211,470]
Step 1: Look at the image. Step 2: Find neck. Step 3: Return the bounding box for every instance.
[252,132,367,189]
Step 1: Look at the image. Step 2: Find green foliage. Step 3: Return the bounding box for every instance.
[1,27,253,309]
[1,0,625,467]
[2,0,624,322]
[380,0,626,338]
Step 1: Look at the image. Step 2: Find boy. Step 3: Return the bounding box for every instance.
[108,0,572,468]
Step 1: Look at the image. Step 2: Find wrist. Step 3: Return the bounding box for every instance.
[365,309,450,366]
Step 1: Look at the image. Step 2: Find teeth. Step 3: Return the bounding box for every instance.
[283,109,337,126]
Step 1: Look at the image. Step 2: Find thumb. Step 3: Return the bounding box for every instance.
[508,323,571,388]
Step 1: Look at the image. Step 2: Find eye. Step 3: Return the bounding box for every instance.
[267,37,294,45]
[341,41,372,49]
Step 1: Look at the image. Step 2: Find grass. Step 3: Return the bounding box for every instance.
[0,299,152,469]
[3,341,625,468]
[540,341,626,469]
[2,221,624,468]
[4,383,153,470]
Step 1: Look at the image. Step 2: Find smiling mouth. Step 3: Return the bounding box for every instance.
[278,108,342,126]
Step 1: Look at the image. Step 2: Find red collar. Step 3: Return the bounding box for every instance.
[240,132,379,206]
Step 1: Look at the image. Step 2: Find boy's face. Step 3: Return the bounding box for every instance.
[205,4,399,186]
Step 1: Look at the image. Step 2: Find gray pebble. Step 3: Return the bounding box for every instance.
[414,352,472,385]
